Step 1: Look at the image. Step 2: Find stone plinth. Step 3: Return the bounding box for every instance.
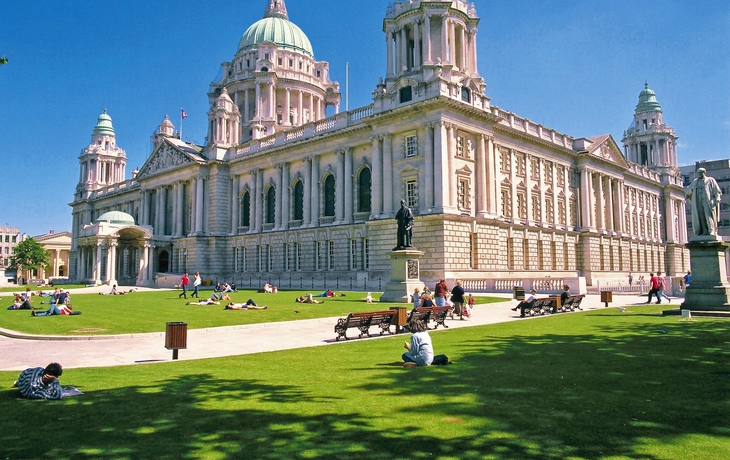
[681,239,730,312]
[380,249,424,303]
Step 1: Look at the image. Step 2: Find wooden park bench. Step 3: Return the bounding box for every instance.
[559,294,585,312]
[523,297,558,316]
[407,306,451,329]
[334,310,398,341]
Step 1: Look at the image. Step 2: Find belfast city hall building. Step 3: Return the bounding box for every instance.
[69,0,688,291]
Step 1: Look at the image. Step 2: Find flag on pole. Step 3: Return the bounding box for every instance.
[181,108,188,119]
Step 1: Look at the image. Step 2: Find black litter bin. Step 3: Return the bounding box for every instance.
[513,286,526,301]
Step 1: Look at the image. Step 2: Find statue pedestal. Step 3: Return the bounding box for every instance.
[380,249,424,303]
[681,239,730,312]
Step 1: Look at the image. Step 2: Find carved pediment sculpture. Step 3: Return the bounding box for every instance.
[137,144,195,178]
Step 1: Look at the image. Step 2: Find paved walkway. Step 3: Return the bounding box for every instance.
[0,291,656,371]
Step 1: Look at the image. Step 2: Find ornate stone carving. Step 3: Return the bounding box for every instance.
[138,145,193,177]
[407,259,419,280]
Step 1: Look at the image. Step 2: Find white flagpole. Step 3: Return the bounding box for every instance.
[346,62,349,112]
[180,108,184,141]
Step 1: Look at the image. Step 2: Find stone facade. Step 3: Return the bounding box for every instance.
[68,0,688,288]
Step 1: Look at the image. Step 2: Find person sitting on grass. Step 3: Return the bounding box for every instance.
[222,282,234,293]
[32,302,80,316]
[295,294,323,304]
[224,299,268,310]
[230,282,237,292]
[186,298,220,306]
[365,292,373,303]
[402,319,434,368]
[99,285,119,295]
[7,294,27,310]
[13,362,63,399]
[511,288,538,317]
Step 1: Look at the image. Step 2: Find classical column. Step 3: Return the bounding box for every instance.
[580,168,591,230]
[344,148,353,223]
[107,242,118,284]
[54,249,61,277]
[244,89,250,124]
[255,169,264,231]
[424,124,434,209]
[284,88,291,126]
[400,26,408,71]
[310,156,320,225]
[275,164,283,229]
[382,134,394,216]
[423,14,432,65]
[250,171,258,232]
[231,175,240,234]
[335,150,345,223]
[470,28,478,75]
[441,16,449,63]
[487,137,498,215]
[595,174,605,230]
[281,163,290,229]
[147,245,156,283]
[664,192,676,243]
[460,25,467,71]
[433,123,446,210]
[94,242,102,285]
[371,136,383,216]
[195,177,204,234]
[160,186,168,235]
[447,125,457,208]
[386,30,394,77]
[177,182,185,236]
[303,158,312,227]
[615,180,625,234]
[606,177,615,232]
[413,21,421,68]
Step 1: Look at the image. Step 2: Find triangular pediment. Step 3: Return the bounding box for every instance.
[585,135,630,168]
[137,139,205,179]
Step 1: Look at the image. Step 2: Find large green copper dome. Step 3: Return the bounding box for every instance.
[238,1,314,58]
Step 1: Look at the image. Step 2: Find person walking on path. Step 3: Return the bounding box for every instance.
[179,273,189,299]
[646,273,659,304]
[192,271,202,298]
[656,272,671,303]
[434,279,448,307]
[450,280,466,320]
[628,273,633,287]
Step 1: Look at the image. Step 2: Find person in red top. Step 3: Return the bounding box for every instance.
[434,279,448,307]
[645,273,659,304]
[179,273,190,299]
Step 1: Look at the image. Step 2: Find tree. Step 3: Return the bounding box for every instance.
[9,238,50,283]
[0,57,7,66]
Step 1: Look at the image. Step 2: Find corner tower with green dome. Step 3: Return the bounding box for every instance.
[622,82,678,171]
[209,0,341,144]
[75,109,127,200]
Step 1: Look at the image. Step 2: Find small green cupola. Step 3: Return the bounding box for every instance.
[635,81,662,114]
[93,109,116,136]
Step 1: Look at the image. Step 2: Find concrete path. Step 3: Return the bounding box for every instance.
[0,291,660,371]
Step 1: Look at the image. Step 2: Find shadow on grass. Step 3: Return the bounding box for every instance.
[1,311,729,459]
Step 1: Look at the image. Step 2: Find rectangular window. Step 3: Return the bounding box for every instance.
[316,241,322,271]
[242,248,247,272]
[531,193,541,221]
[267,245,273,272]
[296,243,302,271]
[399,86,412,103]
[537,241,545,270]
[284,243,290,272]
[507,238,515,270]
[258,245,263,272]
[11,235,16,243]
[517,192,527,219]
[500,150,511,173]
[551,241,557,270]
[515,153,526,177]
[277,58,282,65]
[289,59,293,67]
[405,135,418,157]
[458,179,471,210]
[363,238,370,270]
[3,236,8,243]
[564,242,570,270]
[501,188,512,217]
[406,180,418,209]
[350,239,357,271]
[456,136,465,158]
[232,248,238,273]
[530,158,540,181]
[328,240,335,271]
[523,239,530,270]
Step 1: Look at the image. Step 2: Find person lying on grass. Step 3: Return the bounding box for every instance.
[224,299,268,310]
[32,303,80,316]
[402,319,434,368]
[186,298,220,306]
[13,362,63,400]
[295,294,323,304]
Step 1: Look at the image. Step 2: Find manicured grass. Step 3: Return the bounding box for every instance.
[2,306,729,459]
[0,290,507,335]
[0,284,87,293]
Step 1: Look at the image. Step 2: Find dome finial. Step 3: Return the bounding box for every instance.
[264,0,288,20]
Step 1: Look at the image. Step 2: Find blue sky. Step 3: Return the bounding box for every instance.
[1,0,728,237]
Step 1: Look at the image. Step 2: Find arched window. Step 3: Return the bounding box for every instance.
[293,180,304,221]
[324,175,336,217]
[240,191,250,227]
[358,168,372,213]
[266,187,276,224]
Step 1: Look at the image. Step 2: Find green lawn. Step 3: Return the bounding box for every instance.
[2,306,729,459]
[0,290,507,335]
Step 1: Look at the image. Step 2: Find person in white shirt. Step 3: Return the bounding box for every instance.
[511,289,538,317]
